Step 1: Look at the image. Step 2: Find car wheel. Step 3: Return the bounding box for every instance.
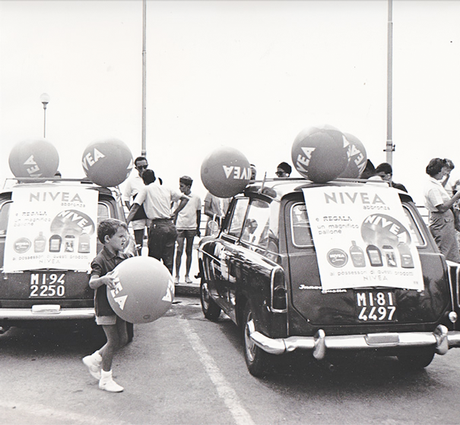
[243,305,273,377]
[200,281,221,321]
[397,349,435,370]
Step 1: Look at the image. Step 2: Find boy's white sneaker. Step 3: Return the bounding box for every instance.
[99,371,124,393]
[82,353,102,380]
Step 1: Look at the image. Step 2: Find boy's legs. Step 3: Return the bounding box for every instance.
[184,233,195,280]
[99,317,128,370]
[175,232,185,280]
[97,319,126,392]
[100,323,120,372]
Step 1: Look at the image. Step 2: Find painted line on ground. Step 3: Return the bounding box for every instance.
[180,319,255,425]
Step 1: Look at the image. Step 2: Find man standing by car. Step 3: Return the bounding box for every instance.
[173,176,201,284]
[204,192,229,236]
[122,156,149,254]
[126,169,189,274]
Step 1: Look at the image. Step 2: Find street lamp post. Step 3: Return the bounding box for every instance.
[384,0,394,165]
[40,93,50,138]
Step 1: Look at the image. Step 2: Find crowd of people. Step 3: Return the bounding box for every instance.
[120,155,460,280]
[362,157,460,263]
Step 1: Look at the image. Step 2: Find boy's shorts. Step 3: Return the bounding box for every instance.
[96,315,117,325]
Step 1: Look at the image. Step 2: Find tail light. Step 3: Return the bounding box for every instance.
[271,267,287,313]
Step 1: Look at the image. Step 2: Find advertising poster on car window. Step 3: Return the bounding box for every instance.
[302,186,424,291]
[4,185,98,273]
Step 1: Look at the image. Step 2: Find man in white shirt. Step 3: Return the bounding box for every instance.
[126,169,189,274]
[173,176,201,284]
[204,192,230,236]
[122,156,149,254]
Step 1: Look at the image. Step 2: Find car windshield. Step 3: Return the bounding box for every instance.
[227,198,249,237]
[241,199,272,248]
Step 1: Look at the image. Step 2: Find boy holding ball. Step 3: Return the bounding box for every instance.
[82,218,131,393]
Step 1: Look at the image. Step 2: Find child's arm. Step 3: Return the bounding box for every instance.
[89,272,117,290]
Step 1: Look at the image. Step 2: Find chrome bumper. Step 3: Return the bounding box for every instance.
[0,306,95,321]
[248,321,460,360]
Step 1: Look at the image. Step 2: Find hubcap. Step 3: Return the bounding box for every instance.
[245,312,256,362]
[201,283,210,311]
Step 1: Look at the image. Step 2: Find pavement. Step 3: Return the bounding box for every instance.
[175,279,200,297]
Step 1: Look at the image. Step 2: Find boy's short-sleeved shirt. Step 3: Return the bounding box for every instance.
[91,246,130,317]
[175,192,201,230]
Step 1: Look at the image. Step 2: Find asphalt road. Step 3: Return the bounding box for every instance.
[1,295,460,425]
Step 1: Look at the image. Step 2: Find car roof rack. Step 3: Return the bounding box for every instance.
[2,177,119,196]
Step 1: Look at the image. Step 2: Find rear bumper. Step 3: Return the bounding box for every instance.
[248,321,460,360]
[0,306,95,321]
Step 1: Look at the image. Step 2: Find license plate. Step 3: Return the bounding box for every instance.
[29,273,66,298]
[355,290,397,322]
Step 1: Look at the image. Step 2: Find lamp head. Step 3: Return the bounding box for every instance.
[40,93,50,105]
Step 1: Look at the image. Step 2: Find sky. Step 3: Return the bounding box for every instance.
[1,0,459,205]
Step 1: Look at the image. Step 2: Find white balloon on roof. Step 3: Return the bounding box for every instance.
[82,138,133,187]
[291,125,349,183]
[9,138,59,178]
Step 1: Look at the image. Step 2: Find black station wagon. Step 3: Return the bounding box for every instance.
[0,177,133,340]
[198,177,460,376]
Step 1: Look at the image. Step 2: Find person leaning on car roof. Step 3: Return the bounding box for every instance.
[276,162,292,178]
[375,162,408,192]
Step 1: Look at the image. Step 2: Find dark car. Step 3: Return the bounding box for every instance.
[198,177,460,376]
[0,177,134,341]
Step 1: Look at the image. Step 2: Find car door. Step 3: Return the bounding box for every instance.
[214,197,249,320]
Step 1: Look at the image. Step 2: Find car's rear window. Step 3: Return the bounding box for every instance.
[402,205,425,247]
[0,202,11,237]
[0,198,116,238]
[98,202,111,221]
[291,203,313,247]
[290,202,426,248]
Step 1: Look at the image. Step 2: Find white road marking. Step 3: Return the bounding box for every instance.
[0,401,129,425]
[180,319,255,425]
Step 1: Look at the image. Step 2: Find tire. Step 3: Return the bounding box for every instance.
[397,349,435,370]
[200,281,221,321]
[243,305,273,377]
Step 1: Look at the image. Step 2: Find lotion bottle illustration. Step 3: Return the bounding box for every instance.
[64,234,75,252]
[34,232,46,253]
[397,242,414,268]
[366,244,383,267]
[382,244,397,267]
[78,233,91,253]
[49,234,62,252]
[349,241,366,267]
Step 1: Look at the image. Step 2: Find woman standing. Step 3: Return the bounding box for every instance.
[424,158,460,262]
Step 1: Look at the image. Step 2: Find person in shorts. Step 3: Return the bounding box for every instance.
[122,156,150,254]
[173,176,201,284]
[82,219,131,393]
